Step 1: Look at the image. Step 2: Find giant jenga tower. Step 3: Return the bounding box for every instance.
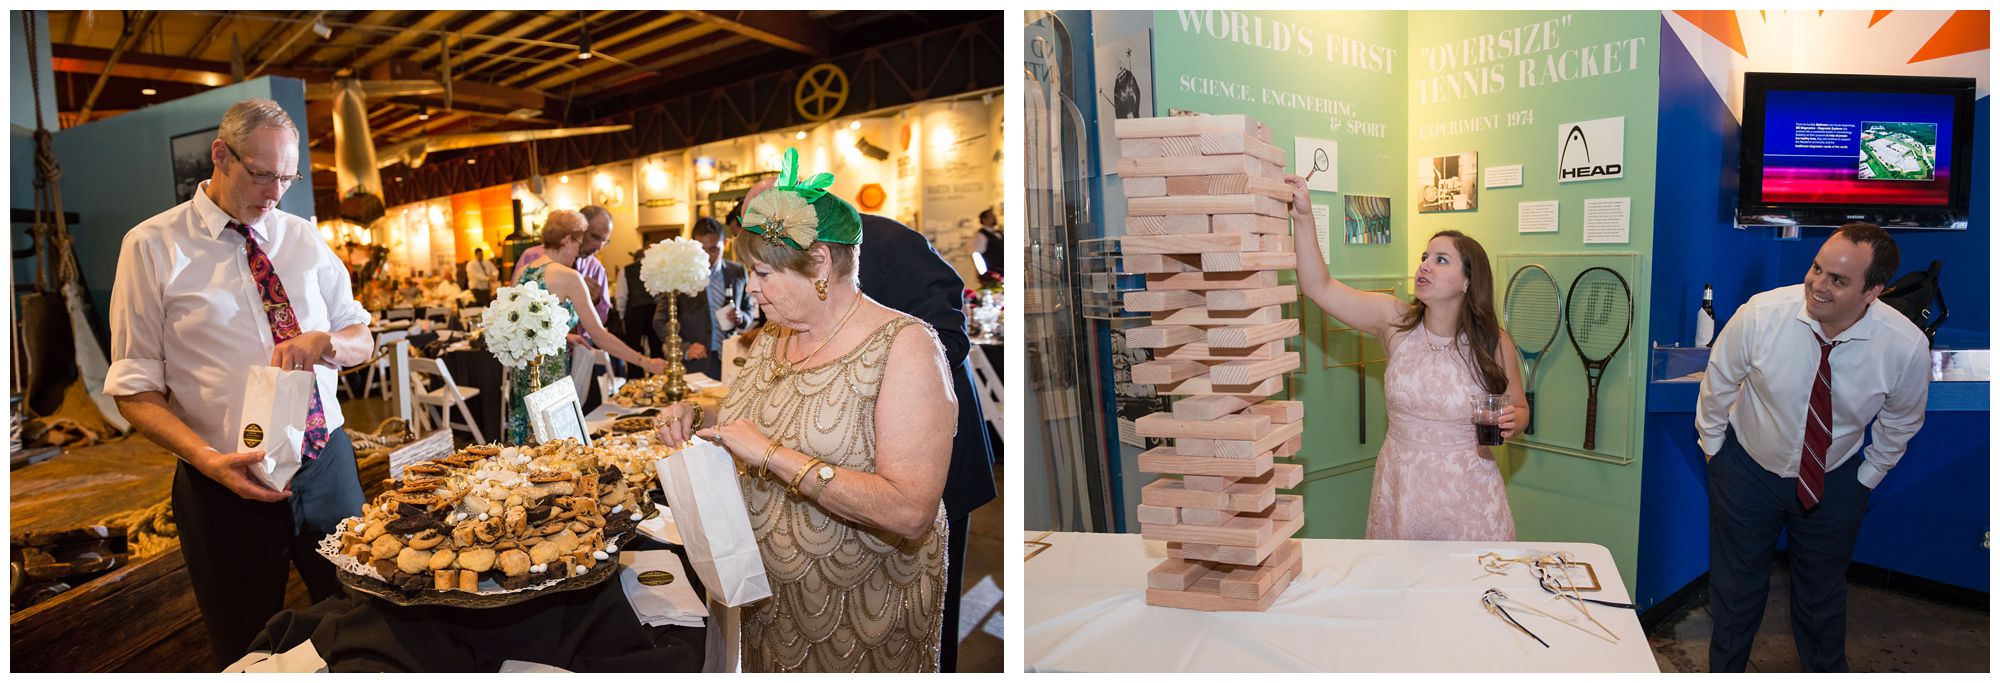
[1113,114,1306,612]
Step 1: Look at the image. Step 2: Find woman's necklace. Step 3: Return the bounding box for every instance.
[771,295,864,382]
[1424,321,1454,352]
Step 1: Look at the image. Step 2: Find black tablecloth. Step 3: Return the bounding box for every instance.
[440,348,504,441]
[248,538,704,672]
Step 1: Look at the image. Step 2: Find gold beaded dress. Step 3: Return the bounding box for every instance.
[721,314,948,672]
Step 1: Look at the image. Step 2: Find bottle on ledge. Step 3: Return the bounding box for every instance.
[1695,283,1716,347]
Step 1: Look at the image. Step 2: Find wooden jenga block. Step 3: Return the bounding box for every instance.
[1169,394,1258,421]
[1242,463,1306,490]
[1166,215,1213,234]
[1113,114,1269,142]
[1120,137,1166,158]
[1159,136,1201,156]
[1122,290,1206,312]
[1178,419,1306,457]
[1176,506,1235,527]
[1209,352,1300,386]
[1202,251,1298,272]
[1180,475,1231,492]
[1157,374,1284,397]
[1125,324,1203,348]
[1122,253,1201,273]
[1199,132,1287,166]
[1121,233,1259,255]
[1134,413,1270,441]
[1135,503,1179,526]
[1144,270,1279,292]
[1126,215,1169,235]
[1166,513,1303,565]
[1141,477,1277,513]
[1152,305,1285,327]
[1206,285,1298,311]
[1245,400,1305,424]
[1137,447,1274,478]
[1131,359,1210,385]
[1218,539,1302,600]
[1154,340,1288,362]
[1128,193,1288,217]
[1144,561,1298,612]
[1206,319,1301,348]
[1166,173,1291,200]
[1259,233,1293,252]
[1122,176,1167,198]
[1117,154,1271,179]
[1273,435,1303,458]
[1211,214,1292,234]
[1268,494,1305,521]
[1146,557,1213,590]
[1140,512,1281,547]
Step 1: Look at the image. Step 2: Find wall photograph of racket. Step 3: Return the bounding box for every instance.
[1502,265,1562,436]
[1565,267,1633,451]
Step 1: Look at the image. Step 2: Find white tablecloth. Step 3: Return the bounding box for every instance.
[1025,532,1659,672]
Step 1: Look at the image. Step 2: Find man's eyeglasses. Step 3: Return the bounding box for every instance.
[223,142,304,187]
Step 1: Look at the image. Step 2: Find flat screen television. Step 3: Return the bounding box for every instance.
[1739,72,1975,216]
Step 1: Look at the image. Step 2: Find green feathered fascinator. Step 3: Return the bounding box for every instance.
[741,147,862,250]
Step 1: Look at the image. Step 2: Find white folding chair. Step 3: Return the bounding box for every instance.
[357,330,410,399]
[383,308,416,321]
[592,349,626,399]
[409,356,485,443]
[968,345,1004,435]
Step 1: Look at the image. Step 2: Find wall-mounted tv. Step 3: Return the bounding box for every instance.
[1739,72,1975,215]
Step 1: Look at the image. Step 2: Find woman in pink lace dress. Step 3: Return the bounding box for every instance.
[1284,175,1530,541]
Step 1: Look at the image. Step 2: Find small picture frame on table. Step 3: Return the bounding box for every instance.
[524,380,591,446]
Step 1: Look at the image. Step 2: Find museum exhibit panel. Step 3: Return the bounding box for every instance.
[1022,9,1987,673]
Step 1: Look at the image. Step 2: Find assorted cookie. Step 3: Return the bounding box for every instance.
[611,375,674,407]
[335,433,663,594]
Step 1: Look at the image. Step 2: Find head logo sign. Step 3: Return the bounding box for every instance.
[1557,116,1625,183]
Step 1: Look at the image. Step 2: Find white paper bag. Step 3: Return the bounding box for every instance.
[238,366,315,491]
[653,440,771,607]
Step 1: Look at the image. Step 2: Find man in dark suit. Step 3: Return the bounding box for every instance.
[615,247,658,379]
[858,212,997,672]
[656,217,751,382]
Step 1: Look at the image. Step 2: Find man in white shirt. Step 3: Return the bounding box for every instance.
[105,99,374,663]
[1696,223,1930,672]
[465,246,498,305]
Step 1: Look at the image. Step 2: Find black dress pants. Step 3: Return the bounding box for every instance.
[175,428,365,664]
[1707,428,1871,672]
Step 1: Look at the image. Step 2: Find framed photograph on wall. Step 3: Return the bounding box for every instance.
[1093,28,1154,165]
[1416,152,1478,213]
[170,127,219,205]
[524,379,592,446]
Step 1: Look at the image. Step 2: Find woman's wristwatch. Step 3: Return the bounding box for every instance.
[808,462,838,497]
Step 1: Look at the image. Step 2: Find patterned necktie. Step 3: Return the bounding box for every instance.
[227,222,329,459]
[707,267,726,350]
[1797,331,1844,511]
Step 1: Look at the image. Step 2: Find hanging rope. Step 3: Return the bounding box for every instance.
[23,10,80,292]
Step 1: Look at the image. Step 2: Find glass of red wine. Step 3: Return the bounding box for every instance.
[1470,394,1508,446]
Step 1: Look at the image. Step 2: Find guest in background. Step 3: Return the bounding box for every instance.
[656,217,752,382]
[614,246,659,379]
[972,207,1004,286]
[465,246,498,306]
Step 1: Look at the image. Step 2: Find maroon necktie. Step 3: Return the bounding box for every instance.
[228,222,329,459]
[1797,332,1843,511]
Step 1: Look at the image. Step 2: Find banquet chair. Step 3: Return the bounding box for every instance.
[383,308,415,321]
[408,356,484,443]
[968,345,1004,434]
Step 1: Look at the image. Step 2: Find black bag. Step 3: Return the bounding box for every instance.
[1877,260,1946,346]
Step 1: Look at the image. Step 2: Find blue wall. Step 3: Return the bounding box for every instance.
[48,77,316,329]
[1638,19,1990,609]
[12,10,57,289]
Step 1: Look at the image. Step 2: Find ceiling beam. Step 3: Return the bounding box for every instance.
[300,10,396,66]
[78,11,159,120]
[349,10,463,72]
[402,12,512,68]
[681,11,830,57]
[182,14,231,59]
[50,44,330,87]
[498,13,685,87]
[523,21,724,96]
[589,35,760,97]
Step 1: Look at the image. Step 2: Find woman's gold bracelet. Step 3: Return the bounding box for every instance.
[789,457,822,496]
[760,441,780,481]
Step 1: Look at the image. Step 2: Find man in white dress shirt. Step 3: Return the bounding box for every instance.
[105,99,374,663]
[465,246,498,305]
[1696,222,1930,672]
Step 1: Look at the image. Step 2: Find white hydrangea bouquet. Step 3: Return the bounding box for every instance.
[640,237,711,297]
[480,283,571,369]
[637,236,711,402]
